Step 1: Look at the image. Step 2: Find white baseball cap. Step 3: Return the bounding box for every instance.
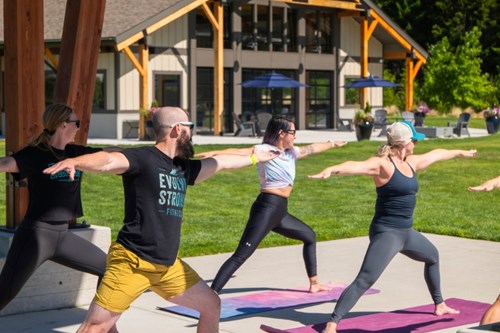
[386,121,425,145]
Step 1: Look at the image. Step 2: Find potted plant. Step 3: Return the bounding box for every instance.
[353,102,374,141]
[483,106,500,134]
[412,102,429,127]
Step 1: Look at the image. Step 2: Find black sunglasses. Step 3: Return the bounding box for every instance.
[66,119,80,128]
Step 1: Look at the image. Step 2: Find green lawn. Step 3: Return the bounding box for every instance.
[0,129,499,258]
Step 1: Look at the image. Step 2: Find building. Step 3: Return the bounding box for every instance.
[0,0,427,139]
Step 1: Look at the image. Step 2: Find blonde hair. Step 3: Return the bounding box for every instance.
[28,103,73,150]
[376,142,406,158]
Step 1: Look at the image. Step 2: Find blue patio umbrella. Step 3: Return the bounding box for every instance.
[241,72,308,88]
[241,72,307,114]
[342,76,400,88]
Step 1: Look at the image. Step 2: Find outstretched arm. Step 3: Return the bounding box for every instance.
[0,156,19,173]
[195,150,279,183]
[468,175,500,192]
[297,141,347,159]
[43,151,130,180]
[195,147,253,158]
[407,149,476,171]
[308,157,382,179]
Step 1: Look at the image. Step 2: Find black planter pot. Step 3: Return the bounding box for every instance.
[355,122,374,141]
[485,117,500,134]
[414,112,425,127]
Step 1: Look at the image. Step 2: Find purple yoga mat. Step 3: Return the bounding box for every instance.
[159,281,379,319]
[260,298,490,333]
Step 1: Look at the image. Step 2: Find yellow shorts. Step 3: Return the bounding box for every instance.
[94,242,201,313]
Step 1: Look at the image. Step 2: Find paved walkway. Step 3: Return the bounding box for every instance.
[89,127,488,146]
[1,234,499,333]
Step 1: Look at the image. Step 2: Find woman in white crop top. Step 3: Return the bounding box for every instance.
[196,115,347,293]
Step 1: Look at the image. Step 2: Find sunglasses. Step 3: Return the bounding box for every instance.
[285,129,296,135]
[167,121,195,130]
[66,119,80,128]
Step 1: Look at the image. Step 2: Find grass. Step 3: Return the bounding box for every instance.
[0,127,499,258]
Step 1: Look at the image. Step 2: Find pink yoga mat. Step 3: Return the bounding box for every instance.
[261,298,490,333]
[159,281,379,319]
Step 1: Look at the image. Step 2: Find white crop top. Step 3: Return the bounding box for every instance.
[254,144,299,189]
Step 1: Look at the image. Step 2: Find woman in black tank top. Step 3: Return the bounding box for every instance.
[309,121,477,333]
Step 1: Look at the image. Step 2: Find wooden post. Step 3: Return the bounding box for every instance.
[54,0,106,145]
[3,0,45,228]
[359,15,369,108]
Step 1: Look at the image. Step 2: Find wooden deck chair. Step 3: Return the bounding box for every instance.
[373,109,391,136]
[448,112,471,137]
[335,112,353,131]
[232,112,256,137]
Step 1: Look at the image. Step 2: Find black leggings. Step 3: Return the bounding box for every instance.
[211,192,317,293]
[330,224,442,323]
[0,220,107,310]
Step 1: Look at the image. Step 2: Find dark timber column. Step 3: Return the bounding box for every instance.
[3,0,45,228]
[54,0,106,145]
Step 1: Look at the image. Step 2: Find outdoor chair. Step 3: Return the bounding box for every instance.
[232,112,256,137]
[256,112,272,135]
[402,111,415,125]
[448,112,471,137]
[335,112,354,131]
[373,109,391,136]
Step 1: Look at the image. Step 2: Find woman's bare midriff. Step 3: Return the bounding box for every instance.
[261,185,293,198]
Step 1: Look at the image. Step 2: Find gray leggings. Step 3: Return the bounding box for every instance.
[331,224,442,323]
[0,220,107,310]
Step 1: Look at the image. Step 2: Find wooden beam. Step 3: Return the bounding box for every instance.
[212,1,224,135]
[123,46,146,76]
[272,0,363,11]
[383,52,407,59]
[45,47,59,68]
[370,10,426,63]
[54,0,106,145]
[138,43,149,140]
[116,0,210,51]
[201,2,219,31]
[359,15,368,107]
[405,56,414,111]
[337,11,361,18]
[4,0,45,227]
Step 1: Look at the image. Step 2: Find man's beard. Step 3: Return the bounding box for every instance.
[176,131,195,159]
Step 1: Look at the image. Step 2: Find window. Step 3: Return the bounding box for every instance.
[196,68,232,132]
[195,5,232,49]
[241,4,297,52]
[305,10,333,54]
[242,69,297,122]
[44,67,106,111]
[154,74,181,108]
[306,71,332,128]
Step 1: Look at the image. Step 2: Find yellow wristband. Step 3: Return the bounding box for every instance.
[250,154,257,166]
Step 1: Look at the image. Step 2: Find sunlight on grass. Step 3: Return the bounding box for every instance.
[0,133,498,258]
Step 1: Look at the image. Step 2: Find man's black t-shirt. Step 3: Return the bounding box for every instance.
[117,146,202,265]
[12,144,101,222]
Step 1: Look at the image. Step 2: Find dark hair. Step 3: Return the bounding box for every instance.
[262,116,294,145]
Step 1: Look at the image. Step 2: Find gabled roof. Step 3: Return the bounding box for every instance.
[0,0,427,61]
[0,0,186,44]
[360,0,428,60]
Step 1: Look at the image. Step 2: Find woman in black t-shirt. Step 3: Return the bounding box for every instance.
[0,103,111,311]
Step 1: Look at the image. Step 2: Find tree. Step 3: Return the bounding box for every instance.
[419,27,495,113]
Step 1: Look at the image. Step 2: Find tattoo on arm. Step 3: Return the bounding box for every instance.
[301,145,315,155]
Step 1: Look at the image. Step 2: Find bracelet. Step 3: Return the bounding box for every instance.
[250,154,258,166]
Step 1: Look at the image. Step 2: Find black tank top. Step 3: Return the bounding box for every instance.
[372,157,418,228]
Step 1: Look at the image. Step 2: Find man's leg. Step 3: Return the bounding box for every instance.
[169,280,220,333]
[76,301,121,333]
